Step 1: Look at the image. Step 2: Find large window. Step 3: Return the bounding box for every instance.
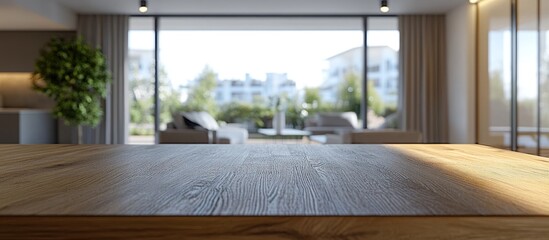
[128,16,400,144]
[128,18,155,144]
[367,17,400,129]
[541,0,549,157]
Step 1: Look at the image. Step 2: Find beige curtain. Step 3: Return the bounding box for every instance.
[399,15,448,143]
[77,15,129,144]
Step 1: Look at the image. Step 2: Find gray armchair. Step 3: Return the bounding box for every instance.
[304,112,359,135]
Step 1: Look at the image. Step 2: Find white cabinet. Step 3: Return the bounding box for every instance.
[0,109,56,144]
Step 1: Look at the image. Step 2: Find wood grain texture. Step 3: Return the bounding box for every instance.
[0,144,548,215]
[1,216,548,240]
[0,144,548,239]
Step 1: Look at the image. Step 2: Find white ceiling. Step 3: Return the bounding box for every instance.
[56,0,466,15]
[0,0,468,30]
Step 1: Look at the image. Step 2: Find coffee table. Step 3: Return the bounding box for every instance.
[257,128,311,143]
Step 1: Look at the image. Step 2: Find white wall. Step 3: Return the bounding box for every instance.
[0,0,75,30]
[446,3,476,143]
[0,31,76,72]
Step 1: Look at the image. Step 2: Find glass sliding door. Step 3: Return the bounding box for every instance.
[366,17,400,129]
[517,0,540,154]
[540,0,549,157]
[157,17,364,133]
[477,0,549,156]
[128,17,155,144]
[478,0,512,149]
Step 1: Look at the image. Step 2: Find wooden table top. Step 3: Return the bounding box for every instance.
[1,144,548,216]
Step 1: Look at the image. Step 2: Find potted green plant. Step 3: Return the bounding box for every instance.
[32,37,110,143]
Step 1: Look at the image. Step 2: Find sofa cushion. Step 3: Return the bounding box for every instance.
[182,114,203,130]
[182,112,219,131]
[172,113,186,129]
[317,112,358,128]
[217,126,248,144]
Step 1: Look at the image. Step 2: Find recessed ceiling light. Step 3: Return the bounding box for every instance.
[380,0,389,13]
[469,0,479,3]
[139,0,148,13]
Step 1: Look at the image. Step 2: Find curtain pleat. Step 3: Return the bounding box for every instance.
[399,15,448,143]
[77,15,129,144]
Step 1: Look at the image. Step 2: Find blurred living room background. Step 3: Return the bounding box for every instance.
[128,17,400,144]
